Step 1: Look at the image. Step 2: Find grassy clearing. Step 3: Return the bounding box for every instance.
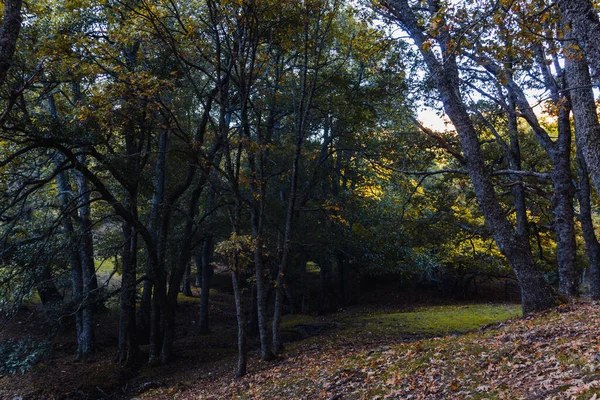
[327,303,522,344]
[358,303,521,335]
[9,294,577,400]
[177,302,532,399]
[189,301,600,400]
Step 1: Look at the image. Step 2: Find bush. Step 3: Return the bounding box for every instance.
[0,337,50,375]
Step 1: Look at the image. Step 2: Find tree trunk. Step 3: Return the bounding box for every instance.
[319,257,333,313]
[118,218,138,365]
[247,283,258,336]
[558,0,600,80]
[118,125,141,365]
[300,252,310,314]
[74,161,101,312]
[72,169,95,357]
[56,167,84,357]
[506,93,529,242]
[576,148,600,299]
[253,233,275,359]
[550,134,579,296]
[36,265,63,305]
[194,252,202,287]
[534,47,578,296]
[140,129,168,342]
[161,176,207,363]
[182,262,193,296]
[564,46,600,198]
[0,0,22,88]
[139,278,152,344]
[229,187,247,376]
[199,236,214,334]
[149,258,167,364]
[231,268,247,377]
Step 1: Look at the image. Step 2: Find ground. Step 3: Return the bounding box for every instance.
[2,287,600,399]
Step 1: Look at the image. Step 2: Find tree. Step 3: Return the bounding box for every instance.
[379,0,557,313]
[0,0,22,88]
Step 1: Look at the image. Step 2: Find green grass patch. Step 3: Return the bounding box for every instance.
[280,314,316,329]
[306,262,320,274]
[355,304,521,336]
[178,292,200,302]
[95,258,116,274]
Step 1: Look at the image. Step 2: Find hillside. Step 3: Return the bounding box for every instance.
[158,301,599,400]
[5,295,600,399]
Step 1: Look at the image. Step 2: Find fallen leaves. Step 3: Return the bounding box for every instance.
[176,300,600,399]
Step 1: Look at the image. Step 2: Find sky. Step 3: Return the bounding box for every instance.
[418,107,451,131]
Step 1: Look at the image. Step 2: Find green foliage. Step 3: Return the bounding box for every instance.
[0,337,50,375]
[214,234,255,272]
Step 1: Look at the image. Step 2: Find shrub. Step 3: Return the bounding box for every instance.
[0,337,50,375]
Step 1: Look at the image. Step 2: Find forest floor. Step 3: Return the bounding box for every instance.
[2,288,600,399]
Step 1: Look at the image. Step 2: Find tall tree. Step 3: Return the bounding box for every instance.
[0,0,22,88]
[379,0,557,313]
[558,0,600,76]
[559,0,600,197]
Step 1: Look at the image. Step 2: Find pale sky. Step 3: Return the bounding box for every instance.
[417,107,451,131]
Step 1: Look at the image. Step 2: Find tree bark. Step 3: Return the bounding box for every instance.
[118,215,138,365]
[182,263,193,297]
[564,45,600,198]
[117,128,141,365]
[576,149,600,299]
[198,235,214,334]
[506,93,530,242]
[231,266,247,377]
[535,47,578,296]
[550,122,579,296]
[48,97,87,356]
[558,0,600,79]
[74,159,101,320]
[194,252,202,287]
[55,166,84,358]
[36,264,62,305]
[161,174,208,363]
[0,0,22,88]
[243,109,275,360]
[139,129,169,342]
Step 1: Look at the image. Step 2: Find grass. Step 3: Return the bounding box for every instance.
[94,257,116,274]
[280,314,316,329]
[330,303,522,343]
[306,262,320,274]
[177,288,222,303]
[217,303,525,399]
[359,303,522,335]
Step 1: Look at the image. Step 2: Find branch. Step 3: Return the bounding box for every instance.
[369,159,551,181]
[411,117,466,163]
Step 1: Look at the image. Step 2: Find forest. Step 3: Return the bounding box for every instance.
[3,0,600,398]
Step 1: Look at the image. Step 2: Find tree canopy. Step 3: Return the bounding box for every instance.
[2,0,600,380]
